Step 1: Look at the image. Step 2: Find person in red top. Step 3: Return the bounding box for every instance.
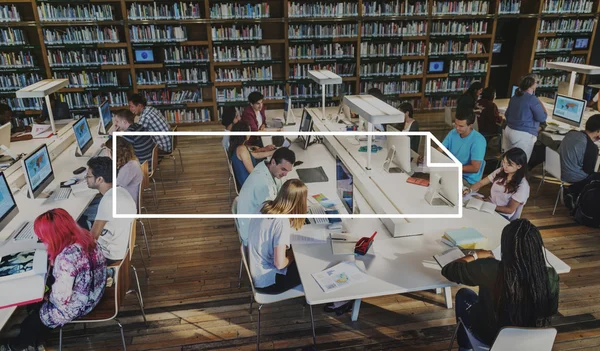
[476,87,503,137]
[242,91,267,146]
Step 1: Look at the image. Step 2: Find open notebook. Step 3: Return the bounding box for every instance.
[465,197,496,214]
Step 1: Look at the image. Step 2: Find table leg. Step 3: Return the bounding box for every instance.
[435,288,442,294]
[351,299,362,321]
[444,287,453,309]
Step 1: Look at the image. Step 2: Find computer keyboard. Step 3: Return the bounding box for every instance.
[13,222,35,241]
[48,187,71,201]
[308,206,329,225]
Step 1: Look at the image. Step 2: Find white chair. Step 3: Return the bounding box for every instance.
[444,107,453,128]
[225,146,239,206]
[508,203,524,221]
[537,147,570,215]
[232,197,245,288]
[240,245,316,350]
[448,317,557,351]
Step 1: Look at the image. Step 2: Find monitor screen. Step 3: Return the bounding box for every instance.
[553,94,586,127]
[493,42,502,53]
[511,85,518,97]
[99,100,112,132]
[574,38,589,50]
[73,117,92,155]
[299,109,313,149]
[0,172,18,232]
[134,49,154,63]
[23,144,54,197]
[428,60,444,73]
[336,156,353,215]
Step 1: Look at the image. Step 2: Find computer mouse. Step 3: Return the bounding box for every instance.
[63,179,77,186]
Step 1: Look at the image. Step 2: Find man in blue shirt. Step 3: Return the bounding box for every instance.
[236,148,296,245]
[442,111,487,186]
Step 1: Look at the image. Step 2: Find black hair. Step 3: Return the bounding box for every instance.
[398,102,414,119]
[585,114,600,132]
[494,219,554,328]
[115,109,135,124]
[0,103,12,115]
[467,81,483,99]
[271,136,285,147]
[493,147,528,194]
[128,93,147,107]
[228,121,250,157]
[367,87,385,100]
[87,156,113,184]
[516,74,537,97]
[248,91,264,104]
[455,110,475,125]
[271,147,296,166]
[221,106,238,127]
[481,87,496,101]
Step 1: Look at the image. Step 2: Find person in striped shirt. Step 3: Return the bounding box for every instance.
[113,109,156,169]
[128,93,172,153]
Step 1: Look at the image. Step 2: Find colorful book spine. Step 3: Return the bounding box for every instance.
[360,80,421,94]
[38,3,114,21]
[47,49,128,66]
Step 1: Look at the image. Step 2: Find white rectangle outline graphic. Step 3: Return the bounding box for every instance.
[112,131,464,219]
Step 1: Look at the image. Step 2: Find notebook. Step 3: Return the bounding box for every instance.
[0,249,48,309]
[433,247,465,268]
[442,228,487,250]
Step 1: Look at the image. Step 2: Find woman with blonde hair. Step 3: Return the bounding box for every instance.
[247,179,307,294]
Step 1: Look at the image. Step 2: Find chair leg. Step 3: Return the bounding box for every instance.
[249,295,253,314]
[130,265,145,308]
[536,172,545,195]
[228,174,233,207]
[157,167,166,194]
[553,186,561,215]
[137,244,149,279]
[171,156,178,183]
[140,207,154,238]
[178,149,184,173]
[309,304,316,345]
[59,326,63,351]
[447,322,460,351]
[151,179,159,209]
[238,257,243,289]
[115,319,127,351]
[257,305,263,351]
[139,220,151,258]
[126,280,148,327]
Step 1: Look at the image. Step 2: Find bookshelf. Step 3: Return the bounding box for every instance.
[0,0,598,127]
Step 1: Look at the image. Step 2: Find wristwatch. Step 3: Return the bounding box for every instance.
[468,250,478,260]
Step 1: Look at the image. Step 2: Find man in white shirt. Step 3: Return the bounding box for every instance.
[86,157,137,263]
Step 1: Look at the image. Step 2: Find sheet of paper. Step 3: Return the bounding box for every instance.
[311,261,368,293]
[463,192,483,203]
[433,247,465,268]
[291,232,328,244]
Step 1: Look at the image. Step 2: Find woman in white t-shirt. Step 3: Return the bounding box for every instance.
[464,148,530,220]
[247,179,307,294]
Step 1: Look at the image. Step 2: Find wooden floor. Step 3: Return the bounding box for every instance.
[3,131,600,351]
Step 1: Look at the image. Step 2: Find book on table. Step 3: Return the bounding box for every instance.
[433,247,465,269]
[464,197,496,214]
[0,249,48,309]
[442,227,487,250]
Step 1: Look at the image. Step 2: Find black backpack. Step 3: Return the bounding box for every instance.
[572,180,600,228]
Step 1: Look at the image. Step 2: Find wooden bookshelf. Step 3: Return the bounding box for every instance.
[0,0,598,126]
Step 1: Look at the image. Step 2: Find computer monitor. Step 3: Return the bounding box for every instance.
[134,48,154,63]
[73,116,93,156]
[0,122,10,150]
[384,125,412,174]
[574,38,589,50]
[0,172,18,232]
[97,100,112,134]
[428,60,444,73]
[428,148,460,208]
[492,42,502,53]
[511,85,519,97]
[336,156,353,214]
[299,108,313,149]
[558,82,584,99]
[22,144,54,199]
[553,94,586,128]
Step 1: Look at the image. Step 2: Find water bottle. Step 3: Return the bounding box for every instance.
[584,86,593,102]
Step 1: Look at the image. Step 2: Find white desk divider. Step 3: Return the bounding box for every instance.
[343,94,405,170]
[308,70,342,122]
[16,79,69,135]
[545,62,600,98]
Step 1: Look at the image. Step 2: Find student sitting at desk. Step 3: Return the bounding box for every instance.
[456,81,483,120]
[113,109,156,168]
[398,101,420,153]
[221,106,241,150]
[0,103,31,135]
[442,111,487,186]
[113,137,143,209]
[237,147,296,246]
[242,91,267,146]
[248,179,307,294]
[476,87,502,137]
[85,157,137,264]
[504,74,548,161]
[36,94,71,123]
[128,93,172,153]
[442,219,559,350]
[464,148,530,220]
[229,122,276,189]
[559,114,600,207]
[1,209,106,351]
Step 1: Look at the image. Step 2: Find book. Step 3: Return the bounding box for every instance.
[442,227,487,250]
[406,176,429,187]
[433,247,465,268]
[0,249,47,309]
[311,260,368,293]
[330,233,359,255]
[464,197,496,214]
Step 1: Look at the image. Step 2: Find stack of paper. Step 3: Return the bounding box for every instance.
[442,227,487,249]
[311,261,368,293]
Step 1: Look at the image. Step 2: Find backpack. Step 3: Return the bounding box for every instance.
[572,180,600,228]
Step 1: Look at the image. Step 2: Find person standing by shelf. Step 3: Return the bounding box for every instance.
[503,74,548,161]
[128,93,172,153]
[242,91,267,147]
[456,81,483,121]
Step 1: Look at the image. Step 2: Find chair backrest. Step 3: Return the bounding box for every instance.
[240,244,257,294]
[490,327,557,351]
[116,249,130,311]
[150,145,159,176]
[509,203,524,221]
[232,197,243,243]
[544,147,562,181]
[444,107,453,127]
[458,317,491,351]
[140,161,149,190]
[227,153,240,195]
[128,221,136,261]
[170,125,178,150]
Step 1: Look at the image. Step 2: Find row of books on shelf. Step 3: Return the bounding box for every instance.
[210,3,269,20]
[216,86,284,102]
[213,45,272,62]
[211,24,262,41]
[448,59,488,73]
[290,83,352,99]
[361,21,427,37]
[289,43,355,59]
[429,40,486,55]
[215,66,273,82]
[360,61,423,77]
[128,2,201,20]
[130,26,187,43]
[165,46,210,64]
[136,69,209,85]
[360,41,426,57]
[360,81,421,95]
[37,4,114,22]
[425,77,477,93]
[538,75,569,88]
[532,56,585,70]
[0,73,42,92]
[536,38,578,52]
[426,97,457,109]
[0,51,35,68]
[6,98,42,111]
[498,0,521,14]
[432,1,489,15]
[48,49,128,67]
[288,24,358,39]
[164,108,211,124]
[9,116,36,128]
[362,1,428,16]
[43,27,120,45]
[58,92,128,109]
[430,21,488,36]
[542,0,593,13]
[288,2,358,18]
[290,63,356,78]
[539,18,595,33]
[53,71,124,88]
[0,5,19,22]
[142,89,202,105]
[0,29,26,46]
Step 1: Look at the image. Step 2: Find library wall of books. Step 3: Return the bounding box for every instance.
[0,0,598,126]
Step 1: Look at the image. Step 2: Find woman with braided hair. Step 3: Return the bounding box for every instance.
[442,219,559,350]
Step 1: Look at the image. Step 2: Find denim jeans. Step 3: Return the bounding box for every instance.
[455,288,479,349]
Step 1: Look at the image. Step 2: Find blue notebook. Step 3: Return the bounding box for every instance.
[443,228,487,247]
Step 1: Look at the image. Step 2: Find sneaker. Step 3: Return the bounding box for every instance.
[565,193,576,211]
[323,300,354,315]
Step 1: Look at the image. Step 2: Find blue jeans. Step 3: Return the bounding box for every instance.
[455,288,479,349]
[77,194,102,230]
